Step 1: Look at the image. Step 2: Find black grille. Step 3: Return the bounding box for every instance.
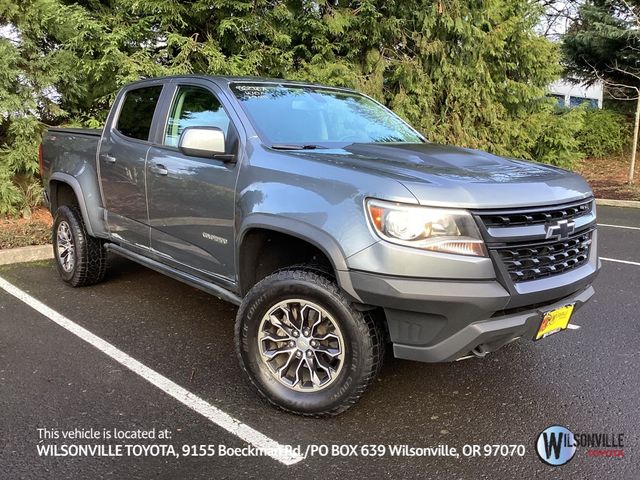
[494,230,593,283]
[480,200,592,228]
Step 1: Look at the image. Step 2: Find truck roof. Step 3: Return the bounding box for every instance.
[123,75,357,92]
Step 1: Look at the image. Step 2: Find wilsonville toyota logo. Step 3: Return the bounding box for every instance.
[536,425,577,466]
[536,425,626,466]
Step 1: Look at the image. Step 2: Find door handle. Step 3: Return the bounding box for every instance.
[150,163,169,176]
[101,154,116,164]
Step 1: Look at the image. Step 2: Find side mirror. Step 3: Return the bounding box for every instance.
[178,126,234,161]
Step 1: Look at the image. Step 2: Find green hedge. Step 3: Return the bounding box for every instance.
[530,105,586,168]
[577,109,629,158]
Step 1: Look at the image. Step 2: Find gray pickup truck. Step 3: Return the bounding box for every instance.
[41,75,599,416]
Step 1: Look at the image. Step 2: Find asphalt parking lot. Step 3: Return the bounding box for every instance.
[1,205,638,479]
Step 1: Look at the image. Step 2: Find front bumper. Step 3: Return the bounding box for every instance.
[394,285,593,362]
[347,259,599,363]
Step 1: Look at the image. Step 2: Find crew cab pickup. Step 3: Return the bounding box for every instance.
[41,76,600,415]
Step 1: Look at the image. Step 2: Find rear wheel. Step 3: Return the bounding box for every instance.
[53,205,107,287]
[235,268,384,416]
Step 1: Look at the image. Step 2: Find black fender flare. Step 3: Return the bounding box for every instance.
[237,214,361,301]
[49,172,105,237]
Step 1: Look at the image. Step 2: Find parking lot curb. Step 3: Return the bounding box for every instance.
[0,244,53,266]
[596,198,640,209]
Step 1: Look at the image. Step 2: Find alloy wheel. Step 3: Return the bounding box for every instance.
[257,299,345,392]
[56,220,75,273]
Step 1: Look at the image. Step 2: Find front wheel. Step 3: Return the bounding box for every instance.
[235,268,384,416]
[53,205,107,287]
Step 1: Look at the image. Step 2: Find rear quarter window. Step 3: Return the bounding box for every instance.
[116,86,163,141]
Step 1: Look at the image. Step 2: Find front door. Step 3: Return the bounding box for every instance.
[99,84,163,248]
[146,84,239,282]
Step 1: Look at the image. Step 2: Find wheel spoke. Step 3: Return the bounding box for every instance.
[263,346,295,360]
[293,356,306,386]
[312,351,334,377]
[289,303,302,330]
[315,344,341,358]
[300,304,322,334]
[268,313,296,337]
[261,333,291,343]
[274,350,297,376]
[315,332,340,342]
[304,355,323,386]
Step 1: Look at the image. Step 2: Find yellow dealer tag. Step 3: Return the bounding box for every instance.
[536,304,575,340]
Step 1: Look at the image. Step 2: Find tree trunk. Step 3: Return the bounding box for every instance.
[630,95,640,184]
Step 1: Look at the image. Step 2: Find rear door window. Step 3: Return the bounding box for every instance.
[116,86,163,141]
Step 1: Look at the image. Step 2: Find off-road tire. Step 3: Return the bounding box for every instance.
[53,205,107,287]
[235,267,385,416]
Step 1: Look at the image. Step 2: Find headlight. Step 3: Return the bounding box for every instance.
[366,199,487,257]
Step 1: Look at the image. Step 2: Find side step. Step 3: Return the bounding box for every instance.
[104,243,242,306]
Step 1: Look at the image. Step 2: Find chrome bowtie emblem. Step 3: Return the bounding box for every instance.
[545,219,576,241]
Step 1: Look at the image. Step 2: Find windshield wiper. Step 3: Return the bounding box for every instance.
[270,144,327,150]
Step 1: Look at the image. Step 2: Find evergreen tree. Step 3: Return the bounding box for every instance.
[563,0,640,182]
[1,0,583,213]
[563,0,640,88]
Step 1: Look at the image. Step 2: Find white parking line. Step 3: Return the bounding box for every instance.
[601,257,640,267]
[598,223,640,231]
[0,276,303,466]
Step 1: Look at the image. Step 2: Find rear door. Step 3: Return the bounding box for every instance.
[145,81,241,282]
[99,83,164,248]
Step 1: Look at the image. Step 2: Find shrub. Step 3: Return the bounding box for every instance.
[529,105,586,169]
[577,109,629,158]
[0,117,44,216]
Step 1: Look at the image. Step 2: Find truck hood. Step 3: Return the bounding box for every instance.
[292,143,593,209]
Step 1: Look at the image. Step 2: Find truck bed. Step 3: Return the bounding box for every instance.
[41,126,107,238]
[47,127,102,137]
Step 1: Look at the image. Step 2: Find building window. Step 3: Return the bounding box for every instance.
[569,96,598,109]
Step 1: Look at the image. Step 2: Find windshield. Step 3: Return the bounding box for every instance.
[230,83,424,147]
